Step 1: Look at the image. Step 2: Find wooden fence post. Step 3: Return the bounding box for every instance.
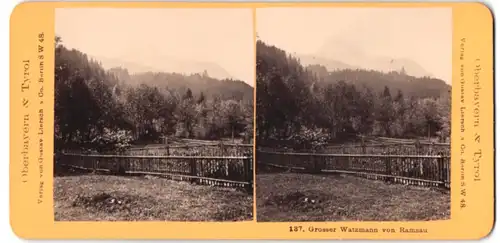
[166,137,170,156]
[92,154,98,173]
[114,156,126,176]
[341,145,349,169]
[415,139,421,155]
[385,157,392,183]
[308,154,314,173]
[190,158,197,184]
[438,153,446,188]
[312,154,321,173]
[244,151,253,193]
[220,140,225,156]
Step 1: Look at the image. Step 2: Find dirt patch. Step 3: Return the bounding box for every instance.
[72,192,142,214]
[265,190,330,212]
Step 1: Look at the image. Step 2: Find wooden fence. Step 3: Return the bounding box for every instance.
[257,150,450,189]
[56,152,253,190]
[260,141,450,156]
[124,143,253,157]
[322,142,450,156]
[258,135,450,156]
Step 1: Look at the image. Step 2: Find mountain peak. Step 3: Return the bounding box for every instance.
[313,37,434,78]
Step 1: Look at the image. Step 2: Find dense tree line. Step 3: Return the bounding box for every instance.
[109,67,253,102]
[306,64,449,99]
[55,37,253,152]
[256,40,451,149]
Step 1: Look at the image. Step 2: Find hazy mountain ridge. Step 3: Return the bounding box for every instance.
[296,54,359,71]
[292,36,438,81]
[295,53,434,81]
[90,55,236,82]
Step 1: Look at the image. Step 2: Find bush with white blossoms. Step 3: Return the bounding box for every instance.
[288,126,329,151]
[91,128,133,152]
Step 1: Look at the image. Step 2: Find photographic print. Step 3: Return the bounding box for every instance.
[9,1,495,239]
[256,8,452,222]
[53,8,254,222]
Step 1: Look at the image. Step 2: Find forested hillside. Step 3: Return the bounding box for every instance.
[54,37,253,152]
[306,64,449,98]
[108,67,253,101]
[256,40,450,149]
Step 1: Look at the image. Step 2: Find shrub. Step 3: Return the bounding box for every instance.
[287,126,329,151]
[91,128,133,153]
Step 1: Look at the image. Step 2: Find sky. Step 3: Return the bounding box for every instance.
[55,8,254,85]
[257,8,452,84]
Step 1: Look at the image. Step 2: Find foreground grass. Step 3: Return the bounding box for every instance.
[257,172,450,222]
[54,174,253,221]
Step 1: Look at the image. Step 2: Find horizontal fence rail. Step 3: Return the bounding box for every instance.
[366,136,449,145]
[259,138,450,156]
[323,143,450,156]
[123,143,253,157]
[56,152,253,190]
[60,153,250,160]
[257,150,450,189]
